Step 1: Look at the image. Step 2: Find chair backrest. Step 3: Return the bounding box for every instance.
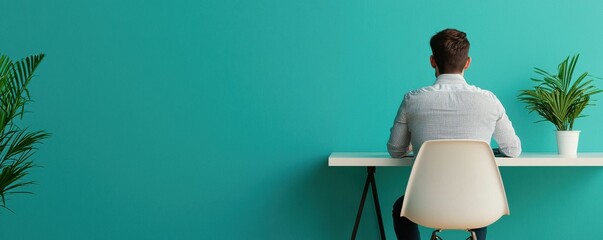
[400,139,509,230]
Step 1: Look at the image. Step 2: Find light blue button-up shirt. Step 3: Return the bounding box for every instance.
[387,74,522,158]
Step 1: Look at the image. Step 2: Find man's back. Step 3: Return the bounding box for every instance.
[387,74,521,157]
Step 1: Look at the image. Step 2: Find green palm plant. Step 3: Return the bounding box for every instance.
[0,53,49,211]
[518,54,602,131]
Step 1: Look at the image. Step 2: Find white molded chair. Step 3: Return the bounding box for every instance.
[400,139,509,240]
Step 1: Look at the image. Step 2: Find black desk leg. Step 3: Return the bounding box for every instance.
[351,166,386,240]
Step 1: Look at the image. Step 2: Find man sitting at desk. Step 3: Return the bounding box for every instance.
[386,28,522,240]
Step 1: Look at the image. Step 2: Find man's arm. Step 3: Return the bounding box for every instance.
[387,97,412,158]
[492,100,522,157]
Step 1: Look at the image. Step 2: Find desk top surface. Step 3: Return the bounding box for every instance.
[328,152,603,167]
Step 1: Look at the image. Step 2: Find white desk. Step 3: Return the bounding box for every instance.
[329,152,603,167]
[330,152,603,240]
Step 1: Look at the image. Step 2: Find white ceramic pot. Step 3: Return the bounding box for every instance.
[556,130,581,156]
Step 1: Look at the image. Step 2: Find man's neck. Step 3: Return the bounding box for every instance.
[436,71,464,77]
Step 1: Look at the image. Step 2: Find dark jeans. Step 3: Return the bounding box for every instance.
[392,195,487,240]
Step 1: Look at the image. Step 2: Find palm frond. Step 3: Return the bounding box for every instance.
[0,52,47,210]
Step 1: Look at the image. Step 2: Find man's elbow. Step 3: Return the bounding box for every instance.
[501,145,522,158]
[387,144,409,158]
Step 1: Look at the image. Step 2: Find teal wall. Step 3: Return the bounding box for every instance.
[2,0,603,239]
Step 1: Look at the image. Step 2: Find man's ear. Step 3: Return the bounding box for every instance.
[430,56,437,69]
[464,57,472,70]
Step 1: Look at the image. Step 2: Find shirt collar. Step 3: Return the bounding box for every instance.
[434,74,467,85]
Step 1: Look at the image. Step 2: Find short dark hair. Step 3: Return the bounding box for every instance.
[430,28,470,73]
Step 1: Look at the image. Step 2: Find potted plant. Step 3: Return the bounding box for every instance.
[0,53,49,211]
[518,54,602,156]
